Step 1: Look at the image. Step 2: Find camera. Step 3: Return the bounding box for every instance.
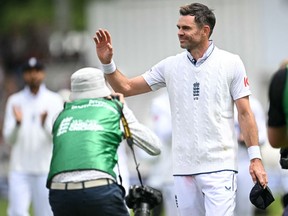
[125,185,162,216]
[280,148,288,169]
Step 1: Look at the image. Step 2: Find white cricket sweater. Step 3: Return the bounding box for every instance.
[143,46,251,175]
[3,85,64,174]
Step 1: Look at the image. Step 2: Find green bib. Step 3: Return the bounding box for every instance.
[47,98,123,187]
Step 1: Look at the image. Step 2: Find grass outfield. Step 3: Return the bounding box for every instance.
[0,198,34,216]
[0,198,8,216]
[257,195,283,215]
[0,196,283,216]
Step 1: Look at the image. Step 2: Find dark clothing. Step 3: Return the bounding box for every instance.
[49,183,129,216]
[283,205,288,216]
[268,67,288,127]
[268,66,288,215]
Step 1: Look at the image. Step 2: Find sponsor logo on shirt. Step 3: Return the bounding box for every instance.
[244,77,249,87]
[57,117,103,136]
[71,99,118,114]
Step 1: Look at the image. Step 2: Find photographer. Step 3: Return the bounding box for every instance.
[46,67,161,216]
[268,59,288,215]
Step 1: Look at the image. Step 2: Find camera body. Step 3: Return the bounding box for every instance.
[280,148,288,169]
[125,185,162,216]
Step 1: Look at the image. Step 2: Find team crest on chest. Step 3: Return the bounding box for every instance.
[193,82,200,100]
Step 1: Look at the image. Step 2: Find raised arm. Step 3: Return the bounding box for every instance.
[94,29,151,97]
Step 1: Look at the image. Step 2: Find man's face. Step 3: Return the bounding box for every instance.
[23,69,45,89]
[177,15,207,50]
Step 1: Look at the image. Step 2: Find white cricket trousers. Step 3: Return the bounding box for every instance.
[7,172,53,216]
[174,171,237,216]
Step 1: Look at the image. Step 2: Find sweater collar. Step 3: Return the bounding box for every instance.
[187,40,215,67]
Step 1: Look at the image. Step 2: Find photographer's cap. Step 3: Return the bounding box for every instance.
[69,67,111,101]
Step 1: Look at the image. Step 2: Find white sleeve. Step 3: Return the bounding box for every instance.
[230,55,251,100]
[42,94,64,139]
[142,59,167,91]
[122,104,162,155]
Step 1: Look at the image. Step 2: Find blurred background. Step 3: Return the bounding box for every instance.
[0,0,288,215]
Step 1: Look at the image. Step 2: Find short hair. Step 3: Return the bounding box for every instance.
[179,3,216,37]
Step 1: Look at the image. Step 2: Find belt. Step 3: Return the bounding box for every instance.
[50,178,115,190]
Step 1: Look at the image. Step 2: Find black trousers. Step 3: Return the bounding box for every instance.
[49,183,129,216]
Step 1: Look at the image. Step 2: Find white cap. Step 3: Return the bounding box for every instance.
[69,67,111,101]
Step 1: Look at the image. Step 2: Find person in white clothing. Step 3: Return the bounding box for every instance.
[3,57,64,216]
[146,91,177,216]
[93,2,268,215]
[234,96,268,216]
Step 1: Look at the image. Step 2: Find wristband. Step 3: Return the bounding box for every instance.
[248,146,262,160]
[101,60,116,74]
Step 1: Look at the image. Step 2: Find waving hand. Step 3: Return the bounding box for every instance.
[93,29,114,64]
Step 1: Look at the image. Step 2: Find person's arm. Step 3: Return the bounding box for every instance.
[3,97,20,145]
[234,97,267,146]
[122,104,162,156]
[235,97,258,148]
[250,97,268,145]
[268,127,288,148]
[235,96,268,188]
[93,29,151,97]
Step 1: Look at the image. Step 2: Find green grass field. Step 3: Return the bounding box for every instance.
[0,198,34,216]
[255,195,283,215]
[0,198,8,216]
[0,195,284,216]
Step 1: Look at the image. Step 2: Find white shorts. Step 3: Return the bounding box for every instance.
[174,171,237,216]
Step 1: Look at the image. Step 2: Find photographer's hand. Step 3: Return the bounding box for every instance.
[108,93,125,104]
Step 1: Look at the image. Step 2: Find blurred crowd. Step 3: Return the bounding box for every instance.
[0,24,86,200]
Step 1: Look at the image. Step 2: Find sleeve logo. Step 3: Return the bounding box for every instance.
[244,77,249,87]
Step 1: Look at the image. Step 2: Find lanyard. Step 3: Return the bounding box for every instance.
[114,98,144,187]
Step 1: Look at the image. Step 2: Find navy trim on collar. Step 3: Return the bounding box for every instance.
[187,41,215,67]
